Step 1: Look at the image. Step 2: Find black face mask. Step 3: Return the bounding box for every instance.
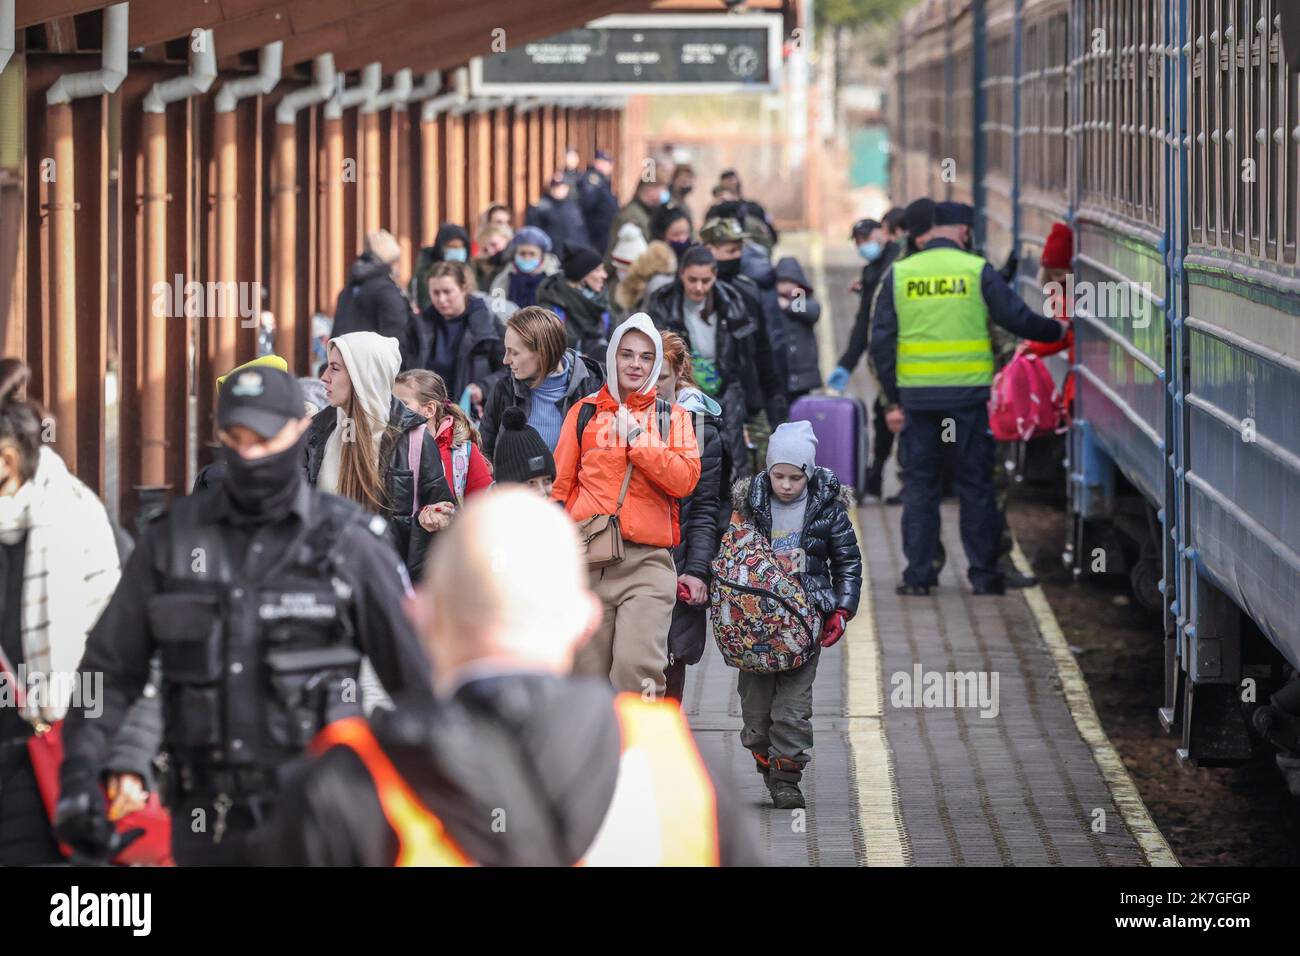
[221,432,306,525]
[716,258,741,280]
[669,238,693,256]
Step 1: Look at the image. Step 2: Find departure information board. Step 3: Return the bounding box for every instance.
[470,14,783,96]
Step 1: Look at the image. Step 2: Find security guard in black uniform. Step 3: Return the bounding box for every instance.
[55,367,432,864]
[870,200,1066,596]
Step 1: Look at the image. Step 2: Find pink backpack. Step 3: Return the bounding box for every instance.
[989,350,1065,442]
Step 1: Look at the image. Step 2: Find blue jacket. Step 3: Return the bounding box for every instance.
[868,238,1065,410]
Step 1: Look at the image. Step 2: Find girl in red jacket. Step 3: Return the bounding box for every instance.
[394,370,493,530]
[1025,222,1076,416]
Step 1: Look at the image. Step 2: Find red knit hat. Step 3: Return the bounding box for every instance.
[1041,222,1074,270]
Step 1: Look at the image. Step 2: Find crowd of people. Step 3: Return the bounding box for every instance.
[0,143,1078,866]
[0,153,857,869]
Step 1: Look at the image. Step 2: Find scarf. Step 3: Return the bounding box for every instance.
[507,267,546,308]
[0,446,121,724]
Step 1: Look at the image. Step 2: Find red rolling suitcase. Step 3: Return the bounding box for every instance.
[788,394,869,499]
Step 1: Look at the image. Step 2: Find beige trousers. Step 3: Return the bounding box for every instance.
[576,542,678,698]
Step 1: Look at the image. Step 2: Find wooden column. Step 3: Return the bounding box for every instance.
[492,107,509,206]
[511,108,528,222]
[325,115,345,310]
[539,106,554,184]
[420,113,439,241]
[467,110,490,226]
[444,112,465,226]
[362,109,382,237]
[272,120,299,366]
[393,108,413,284]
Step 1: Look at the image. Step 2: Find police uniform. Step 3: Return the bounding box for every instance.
[868,209,1065,594]
[57,369,433,864]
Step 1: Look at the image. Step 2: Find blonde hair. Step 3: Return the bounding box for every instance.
[335,396,392,514]
[395,368,481,449]
[505,307,568,388]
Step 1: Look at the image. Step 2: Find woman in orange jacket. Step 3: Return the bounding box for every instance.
[552,312,702,698]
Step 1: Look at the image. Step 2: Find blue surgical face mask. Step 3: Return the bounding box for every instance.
[515,254,541,273]
[443,247,468,263]
[579,285,602,302]
[858,240,883,262]
[659,188,671,205]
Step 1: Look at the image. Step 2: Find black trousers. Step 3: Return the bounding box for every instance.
[868,395,897,488]
[899,404,1003,590]
[0,743,64,866]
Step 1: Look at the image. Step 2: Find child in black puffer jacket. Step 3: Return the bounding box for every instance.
[729,420,862,810]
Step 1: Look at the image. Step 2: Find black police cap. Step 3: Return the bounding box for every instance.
[902,198,937,238]
[935,201,975,227]
[217,366,304,440]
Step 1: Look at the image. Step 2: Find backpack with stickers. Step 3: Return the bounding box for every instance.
[709,520,821,673]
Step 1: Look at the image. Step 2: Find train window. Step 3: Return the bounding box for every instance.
[984,30,1014,181]
[1189,0,1299,264]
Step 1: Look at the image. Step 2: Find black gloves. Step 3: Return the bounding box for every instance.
[53,764,141,865]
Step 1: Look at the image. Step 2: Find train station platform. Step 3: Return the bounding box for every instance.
[684,236,1178,867]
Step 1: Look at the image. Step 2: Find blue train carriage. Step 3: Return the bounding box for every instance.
[1066,0,1173,630]
[894,0,965,203]
[1012,0,1070,320]
[1171,0,1300,769]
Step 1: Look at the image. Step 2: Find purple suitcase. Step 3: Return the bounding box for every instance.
[788,394,869,499]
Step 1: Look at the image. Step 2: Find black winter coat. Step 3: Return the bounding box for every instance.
[535,274,612,363]
[526,195,587,252]
[403,294,507,402]
[257,673,763,866]
[837,240,902,373]
[774,257,823,395]
[303,397,457,580]
[673,406,723,580]
[578,167,618,252]
[479,349,605,462]
[733,468,863,617]
[644,278,787,477]
[331,252,412,342]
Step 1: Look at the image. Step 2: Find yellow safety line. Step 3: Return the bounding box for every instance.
[1009,543,1179,867]
[806,234,909,866]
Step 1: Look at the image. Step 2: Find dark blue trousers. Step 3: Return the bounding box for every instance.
[899,404,1004,590]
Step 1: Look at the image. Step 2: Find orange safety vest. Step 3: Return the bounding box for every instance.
[310,693,721,867]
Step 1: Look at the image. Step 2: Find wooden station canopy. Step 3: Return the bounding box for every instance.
[0,0,790,521]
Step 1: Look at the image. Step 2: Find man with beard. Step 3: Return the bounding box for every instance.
[55,367,430,864]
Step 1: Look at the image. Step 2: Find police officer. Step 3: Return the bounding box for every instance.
[869,200,1066,596]
[261,488,762,866]
[578,149,619,253]
[55,367,433,865]
[934,201,1038,589]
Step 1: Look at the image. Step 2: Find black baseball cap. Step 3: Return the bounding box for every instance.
[851,218,881,240]
[902,198,936,238]
[217,365,305,439]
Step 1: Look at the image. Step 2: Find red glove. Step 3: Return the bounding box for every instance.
[820,609,849,648]
[677,581,693,603]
